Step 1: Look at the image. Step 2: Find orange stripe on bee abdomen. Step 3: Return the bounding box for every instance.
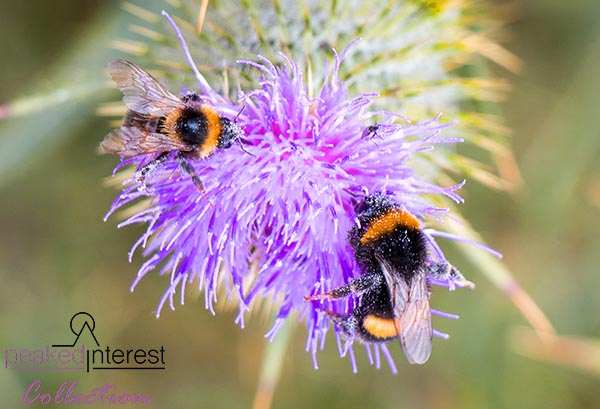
[362,315,399,339]
[360,209,421,244]
[197,105,222,158]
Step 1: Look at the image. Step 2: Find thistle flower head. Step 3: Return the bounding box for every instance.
[105,26,483,370]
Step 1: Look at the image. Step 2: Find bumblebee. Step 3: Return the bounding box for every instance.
[306,193,473,364]
[101,59,244,190]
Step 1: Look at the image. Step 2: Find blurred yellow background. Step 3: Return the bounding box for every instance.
[1,0,599,408]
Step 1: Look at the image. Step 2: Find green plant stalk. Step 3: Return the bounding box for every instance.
[252,319,295,409]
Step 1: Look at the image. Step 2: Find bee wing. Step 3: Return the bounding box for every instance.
[108,59,184,116]
[378,257,433,365]
[397,273,432,364]
[101,127,191,157]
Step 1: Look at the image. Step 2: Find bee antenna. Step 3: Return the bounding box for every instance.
[231,104,254,157]
[234,104,246,123]
[237,137,255,157]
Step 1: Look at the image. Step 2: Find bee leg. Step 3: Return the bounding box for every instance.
[321,309,359,349]
[323,309,358,333]
[175,152,204,191]
[175,152,215,207]
[135,152,170,189]
[428,261,475,290]
[304,272,383,301]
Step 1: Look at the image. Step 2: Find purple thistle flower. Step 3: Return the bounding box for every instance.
[105,15,487,371]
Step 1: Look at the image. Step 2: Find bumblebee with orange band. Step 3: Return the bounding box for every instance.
[305,193,473,364]
[101,59,244,191]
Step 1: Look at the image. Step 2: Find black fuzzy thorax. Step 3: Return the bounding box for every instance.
[176,107,209,146]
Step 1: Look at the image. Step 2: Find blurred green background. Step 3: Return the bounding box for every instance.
[1,0,599,408]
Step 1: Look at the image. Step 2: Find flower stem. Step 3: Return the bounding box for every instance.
[252,319,295,409]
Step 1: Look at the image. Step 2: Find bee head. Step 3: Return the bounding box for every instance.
[181,92,202,104]
[352,192,396,219]
[218,117,244,149]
